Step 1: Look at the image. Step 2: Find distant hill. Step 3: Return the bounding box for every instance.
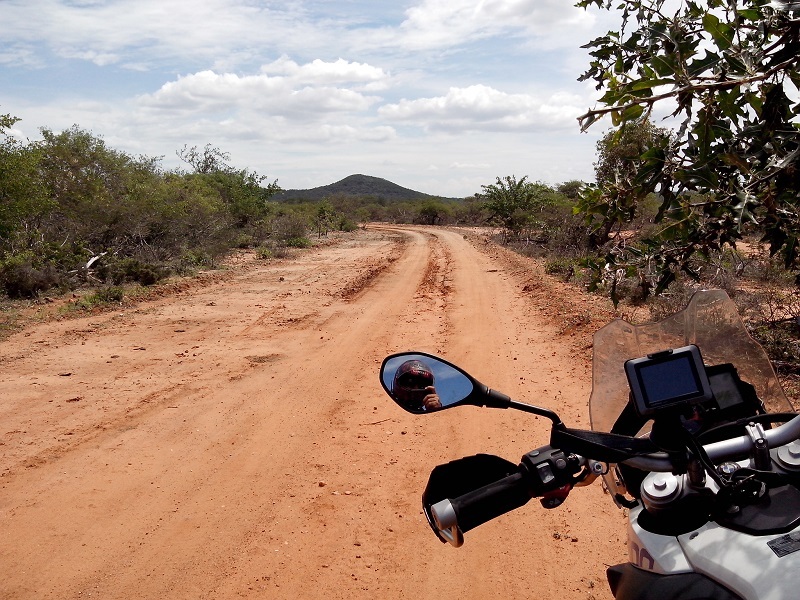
[274,174,444,202]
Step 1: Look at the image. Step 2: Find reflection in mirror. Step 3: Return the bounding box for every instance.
[381,353,474,413]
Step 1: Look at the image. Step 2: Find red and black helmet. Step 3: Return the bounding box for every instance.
[392,359,435,409]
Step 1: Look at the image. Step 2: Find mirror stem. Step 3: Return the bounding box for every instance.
[507,400,563,427]
[483,387,563,426]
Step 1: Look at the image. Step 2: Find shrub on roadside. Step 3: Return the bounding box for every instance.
[0,254,62,298]
[71,285,125,310]
[234,233,256,249]
[97,257,169,286]
[284,237,312,248]
[255,246,273,260]
[94,286,124,303]
[544,256,576,277]
[270,245,292,259]
[338,217,358,232]
[272,213,310,243]
[181,250,215,269]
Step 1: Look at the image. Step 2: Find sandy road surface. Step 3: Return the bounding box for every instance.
[0,226,625,599]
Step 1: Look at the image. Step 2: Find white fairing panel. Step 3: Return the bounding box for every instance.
[679,522,800,600]
[627,505,693,574]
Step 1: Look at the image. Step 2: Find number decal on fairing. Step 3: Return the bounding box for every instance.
[630,542,655,571]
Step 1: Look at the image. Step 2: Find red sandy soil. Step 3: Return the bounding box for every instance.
[0,225,625,599]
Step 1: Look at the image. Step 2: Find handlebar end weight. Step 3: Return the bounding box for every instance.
[428,499,464,547]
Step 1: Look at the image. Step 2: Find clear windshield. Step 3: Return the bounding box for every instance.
[589,290,794,503]
[589,289,793,435]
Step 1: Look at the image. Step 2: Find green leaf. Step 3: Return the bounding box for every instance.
[702,13,734,51]
[732,191,758,231]
[687,51,721,77]
[574,0,800,298]
[789,70,800,93]
[784,236,798,269]
[578,111,602,132]
[654,271,676,295]
[630,78,674,91]
[651,55,676,77]
[744,91,763,115]
[621,104,645,122]
[737,9,760,21]
[720,152,751,172]
[723,51,748,75]
[658,218,691,241]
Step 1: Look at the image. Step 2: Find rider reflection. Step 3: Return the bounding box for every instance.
[392,359,442,412]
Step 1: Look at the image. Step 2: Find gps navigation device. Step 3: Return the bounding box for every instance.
[624,345,713,417]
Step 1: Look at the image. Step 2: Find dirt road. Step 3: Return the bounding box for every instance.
[0,226,625,599]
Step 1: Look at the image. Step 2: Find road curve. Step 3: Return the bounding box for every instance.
[0,226,623,599]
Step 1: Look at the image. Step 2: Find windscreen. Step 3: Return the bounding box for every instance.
[588,289,793,502]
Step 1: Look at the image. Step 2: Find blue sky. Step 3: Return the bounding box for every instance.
[1,0,620,197]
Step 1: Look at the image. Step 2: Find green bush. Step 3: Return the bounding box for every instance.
[94,286,124,303]
[270,245,292,259]
[338,217,358,232]
[544,257,576,276]
[234,233,256,249]
[97,258,169,286]
[0,254,62,298]
[71,285,125,310]
[181,250,214,268]
[284,237,312,248]
[255,246,273,260]
[273,213,310,242]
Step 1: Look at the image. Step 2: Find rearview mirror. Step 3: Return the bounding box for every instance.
[380,352,475,414]
[380,352,563,423]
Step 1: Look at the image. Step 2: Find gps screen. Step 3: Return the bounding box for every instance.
[638,356,701,406]
[625,345,713,416]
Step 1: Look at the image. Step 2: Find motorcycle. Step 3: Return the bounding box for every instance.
[379,289,800,600]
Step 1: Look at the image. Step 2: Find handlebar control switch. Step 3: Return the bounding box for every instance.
[519,446,581,509]
[536,462,555,485]
[521,447,581,490]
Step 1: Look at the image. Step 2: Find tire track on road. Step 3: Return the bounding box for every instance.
[0,226,623,600]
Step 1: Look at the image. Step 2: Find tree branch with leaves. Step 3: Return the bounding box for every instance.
[576,0,800,292]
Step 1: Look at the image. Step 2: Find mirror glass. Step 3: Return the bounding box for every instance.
[381,353,474,413]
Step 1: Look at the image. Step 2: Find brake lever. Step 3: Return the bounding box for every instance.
[540,484,571,509]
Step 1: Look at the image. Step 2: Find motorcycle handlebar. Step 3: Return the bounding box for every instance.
[426,447,582,545]
[623,412,800,472]
[429,470,531,539]
[424,414,800,546]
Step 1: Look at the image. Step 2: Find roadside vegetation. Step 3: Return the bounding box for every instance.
[569,0,800,399]
[0,114,373,306]
[1,109,797,395]
[2,1,799,393]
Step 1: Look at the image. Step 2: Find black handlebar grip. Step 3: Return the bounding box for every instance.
[443,471,531,533]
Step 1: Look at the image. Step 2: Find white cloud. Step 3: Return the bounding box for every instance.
[0,45,40,68]
[379,84,583,132]
[261,56,389,89]
[0,1,618,197]
[291,86,379,114]
[1,0,319,70]
[450,161,492,170]
[291,124,396,143]
[1,0,609,76]
[359,0,598,51]
[139,58,386,119]
[60,49,120,67]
